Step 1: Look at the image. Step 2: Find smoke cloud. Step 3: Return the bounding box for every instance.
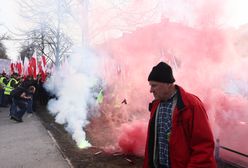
[45,47,101,148]
[44,0,247,165]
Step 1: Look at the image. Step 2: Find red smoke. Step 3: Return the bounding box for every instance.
[118,121,148,156]
[85,1,248,164]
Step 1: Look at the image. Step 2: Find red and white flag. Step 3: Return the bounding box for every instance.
[10,60,15,74]
[16,57,23,76]
[29,50,38,79]
[38,61,47,82]
[23,57,29,78]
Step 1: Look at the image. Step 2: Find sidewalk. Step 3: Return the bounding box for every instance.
[0,107,70,168]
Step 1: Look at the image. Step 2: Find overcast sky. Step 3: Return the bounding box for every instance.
[1,0,248,60]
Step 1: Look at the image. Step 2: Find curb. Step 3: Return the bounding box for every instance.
[47,130,74,168]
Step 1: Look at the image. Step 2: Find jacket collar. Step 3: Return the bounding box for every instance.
[175,85,186,111]
[149,85,186,112]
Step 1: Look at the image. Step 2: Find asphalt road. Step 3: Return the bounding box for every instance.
[0,106,70,168]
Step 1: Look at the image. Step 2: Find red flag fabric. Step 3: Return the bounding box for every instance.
[16,57,23,76]
[29,51,38,79]
[10,63,15,74]
[28,66,33,77]
[41,71,47,82]
[38,61,47,82]
[16,62,23,76]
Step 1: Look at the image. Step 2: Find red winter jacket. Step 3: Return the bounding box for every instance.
[143,85,216,168]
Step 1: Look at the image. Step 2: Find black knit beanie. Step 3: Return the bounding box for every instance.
[148,62,175,83]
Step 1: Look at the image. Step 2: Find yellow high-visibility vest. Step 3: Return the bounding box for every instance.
[97,89,104,104]
[4,78,19,95]
[0,77,7,89]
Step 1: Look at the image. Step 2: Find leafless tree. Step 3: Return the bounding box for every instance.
[17,0,164,65]
[0,29,10,59]
[0,33,10,41]
[0,41,8,59]
[71,0,162,46]
[20,24,72,65]
[18,0,74,67]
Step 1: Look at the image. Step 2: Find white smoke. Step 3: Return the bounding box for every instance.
[44,46,100,148]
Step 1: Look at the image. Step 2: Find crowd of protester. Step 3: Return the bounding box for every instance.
[0,72,51,122]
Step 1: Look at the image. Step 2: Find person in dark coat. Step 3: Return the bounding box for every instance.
[10,85,36,122]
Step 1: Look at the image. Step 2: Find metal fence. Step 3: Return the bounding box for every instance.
[215,139,248,168]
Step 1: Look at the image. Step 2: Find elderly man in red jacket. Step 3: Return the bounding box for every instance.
[143,62,216,168]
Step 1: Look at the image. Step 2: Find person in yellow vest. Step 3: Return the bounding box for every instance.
[0,72,8,106]
[3,73,19,107]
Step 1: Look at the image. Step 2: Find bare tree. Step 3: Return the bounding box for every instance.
[20,24,72,65]
[0,33,10,41]
[19,44,35,62]
[71,0,162,46]
[0,30,9,59]
[0,41,8,59]
[18,0,74,67]
[17,0,164,65]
